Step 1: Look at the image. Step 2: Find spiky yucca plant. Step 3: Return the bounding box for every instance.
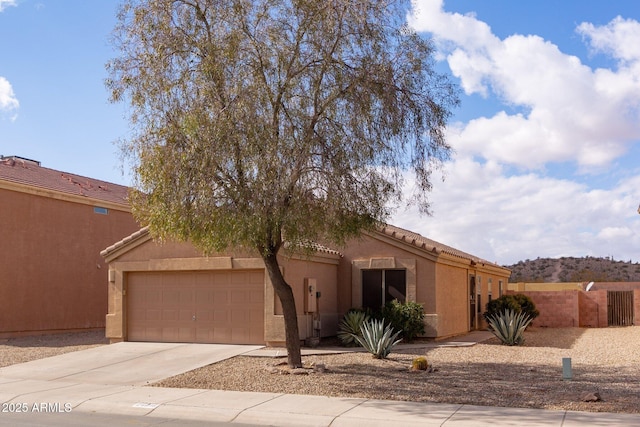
[337,310,369,347]
[487,309,532,346]
[351,319,402,358]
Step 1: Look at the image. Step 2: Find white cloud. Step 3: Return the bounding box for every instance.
[0,77,19,120]
[578,16,640,63]
[395,1,640,266]
[393,160,640,265]
[408,0,640,170]
[0,0,16,12]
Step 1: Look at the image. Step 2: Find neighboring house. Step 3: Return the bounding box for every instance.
[0,155,140,338]
[102,224,511,345]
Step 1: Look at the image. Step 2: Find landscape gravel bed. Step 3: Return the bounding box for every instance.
[1,327,637,414]
[0,330,108,368]
[155,327,640,414]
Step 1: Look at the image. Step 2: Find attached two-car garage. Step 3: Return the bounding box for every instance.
[126,270,265,344]
[103,227,342,346]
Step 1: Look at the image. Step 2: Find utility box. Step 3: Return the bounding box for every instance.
[304,278,317,313]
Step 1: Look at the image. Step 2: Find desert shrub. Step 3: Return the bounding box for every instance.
[486,309,532,346]
[484,294,539,323]
[411,356,429,371]
[351,318,402,359]
[337,309,369,347]
[381,300,425,342]
[511,294,540,319]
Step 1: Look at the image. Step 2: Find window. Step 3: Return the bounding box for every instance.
[361,269,406,310]
[488,278,493,302]
[94,206,109,215]
[499,280,504,297]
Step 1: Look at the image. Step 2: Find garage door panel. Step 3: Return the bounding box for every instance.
[161,327,194,343]
[127,270,264,344]
[212,309,230,324]
[249,290,262,303]
[212,290,229,304]
[178,309,194,322]
[212,272,229,285]
[213,328,232,343]
[194,289,214,304]
[194,309,212,321]
[195,327,213,342]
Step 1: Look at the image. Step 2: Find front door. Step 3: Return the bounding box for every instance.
[469,275,476,330]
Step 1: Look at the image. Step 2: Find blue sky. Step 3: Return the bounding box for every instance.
[2,0,640,266]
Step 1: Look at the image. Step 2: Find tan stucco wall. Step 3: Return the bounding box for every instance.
[336,232,511,339]
[432,262,468,337]
[279,256,340,338]
[337,233,447,337]
[104,235,340,345]
[336,234,428,313]
[468,267,510,332]
[0,187,139,337]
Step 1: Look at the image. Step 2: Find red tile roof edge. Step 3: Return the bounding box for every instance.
[377,224,506,269]
[0,157,130,206]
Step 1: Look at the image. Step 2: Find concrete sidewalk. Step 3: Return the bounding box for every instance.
[0,333,636,426]
[0,383,637,426]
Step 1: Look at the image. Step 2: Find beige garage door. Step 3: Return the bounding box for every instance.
[127,270,264,344]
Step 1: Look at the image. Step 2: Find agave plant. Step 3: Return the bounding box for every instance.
[337,310,369,347]
[487,309,532,346]
[351,318,402,359]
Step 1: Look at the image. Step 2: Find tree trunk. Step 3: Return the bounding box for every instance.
[262,252,302,368]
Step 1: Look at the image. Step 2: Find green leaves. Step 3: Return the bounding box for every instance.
[381,300,425,342]
[108,0,458,255]
[351,318,402,359]
[486,309,532,346]
[337,310,370,347]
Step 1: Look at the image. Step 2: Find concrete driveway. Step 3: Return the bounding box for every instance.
[0,342,262,386]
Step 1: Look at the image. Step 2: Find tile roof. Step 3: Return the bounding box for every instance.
[377,223,502,267]
[0,156,130,206]
[102,226,343,259]
[101,226,150,258]
[284,240,342,257]
[103,223,504,268]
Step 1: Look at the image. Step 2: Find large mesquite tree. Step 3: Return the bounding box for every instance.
[107,0,458,367]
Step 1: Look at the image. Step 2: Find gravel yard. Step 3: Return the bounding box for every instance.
[1,327,638,414]
[156,327,640,414]
[0,330,108,368]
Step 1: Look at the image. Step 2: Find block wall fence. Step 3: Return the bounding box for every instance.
[506,289,639,328]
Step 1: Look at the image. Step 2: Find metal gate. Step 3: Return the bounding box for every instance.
[607,291,634,326]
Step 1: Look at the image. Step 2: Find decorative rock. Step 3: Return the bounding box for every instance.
[581,392,602,402]
[312,363,327,373]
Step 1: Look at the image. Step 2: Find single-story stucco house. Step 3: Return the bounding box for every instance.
[102,224,511,345]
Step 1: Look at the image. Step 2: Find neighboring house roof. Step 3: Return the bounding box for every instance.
[0,155,129,207]
[376,223,505,269]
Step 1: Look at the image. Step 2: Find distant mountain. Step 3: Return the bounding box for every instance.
[504,256,640,283]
